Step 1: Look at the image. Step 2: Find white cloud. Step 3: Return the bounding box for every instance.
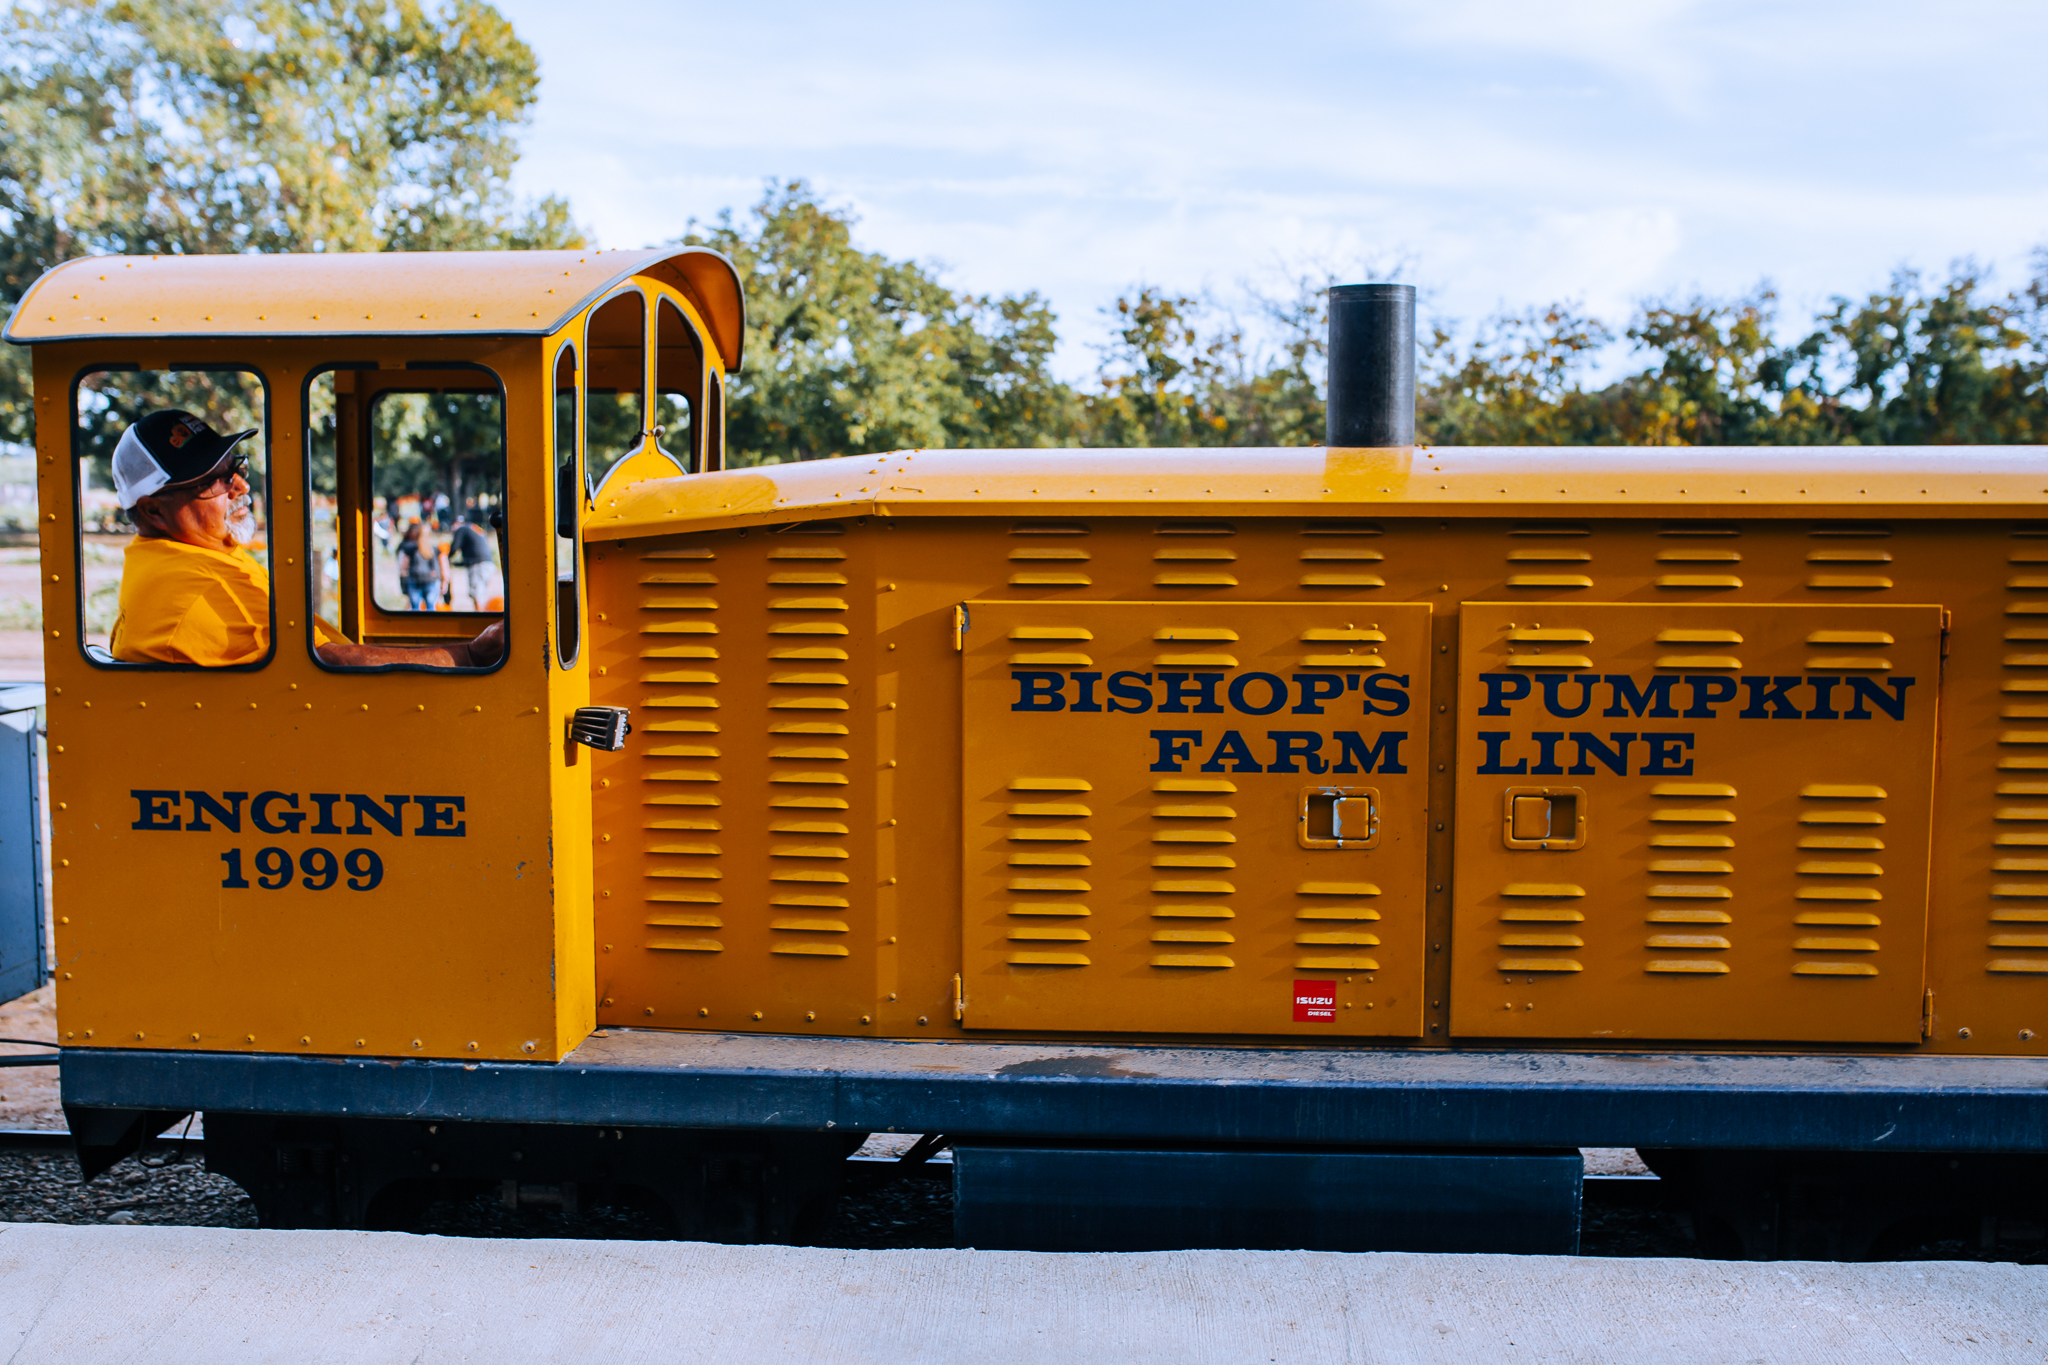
[496,0,2048,381]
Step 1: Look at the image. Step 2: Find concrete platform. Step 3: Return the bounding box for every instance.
[0,1224,2041,1364]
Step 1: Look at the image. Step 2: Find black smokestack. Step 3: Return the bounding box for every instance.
[1326,283,1416,447]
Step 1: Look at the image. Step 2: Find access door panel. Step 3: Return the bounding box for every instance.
[961,601,1432,1036]
[1452,602,1942,1043]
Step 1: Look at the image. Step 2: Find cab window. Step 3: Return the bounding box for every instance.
[706,370,725,473]
[584,290,645,492]
[72,366,271,669]
[364,389,505,613]
[554,344,580,668]
[305,365,506,672]
[654,296,703,473]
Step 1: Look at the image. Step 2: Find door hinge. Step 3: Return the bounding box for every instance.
[1922,987,1935,1040]
[952,603,968,652]
[1940,607,1952,660]
[952,972,967,1021]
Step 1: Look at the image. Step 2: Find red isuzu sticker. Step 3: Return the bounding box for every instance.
[1293,979,1337,1022]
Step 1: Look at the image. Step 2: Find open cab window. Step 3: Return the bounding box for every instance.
[72,366,273,669]
[555,344,580,668]
[655,296,704,474]
[584,290,644,493]
[305,364,507,673]
[706,370,724,473]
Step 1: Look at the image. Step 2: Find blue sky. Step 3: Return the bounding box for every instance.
[495,0,2048,380]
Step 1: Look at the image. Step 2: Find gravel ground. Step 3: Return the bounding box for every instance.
[0,1140,2041,1263]
[0,1143,254,1229]
[0,1142,952,1246]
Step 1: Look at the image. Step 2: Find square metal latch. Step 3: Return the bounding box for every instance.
[1299,786,1381,850]
[1500,786,1587,850]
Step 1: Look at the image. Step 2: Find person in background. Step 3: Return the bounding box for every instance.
[397,520,441,611]
[448,507,501,610]
[107,410,501,668]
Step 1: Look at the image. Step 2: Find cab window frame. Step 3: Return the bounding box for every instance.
[581,286,649,499]
[301,359,510,677]
[69,360,278,673]
[642,292,704,481]
[706,369,725,472]
[553,339,582,670]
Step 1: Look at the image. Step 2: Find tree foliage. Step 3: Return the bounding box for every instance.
[1413,266,2048,448]
[699,190,2046,456]
[682,181,1075,463]
[0,0,581,442]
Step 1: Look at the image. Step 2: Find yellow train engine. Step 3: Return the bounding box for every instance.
[10,255,2047,1256]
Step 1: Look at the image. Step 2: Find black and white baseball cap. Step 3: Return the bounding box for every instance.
[112,410,258,509]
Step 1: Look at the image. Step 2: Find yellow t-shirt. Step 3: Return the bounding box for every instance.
[109,537,271,666]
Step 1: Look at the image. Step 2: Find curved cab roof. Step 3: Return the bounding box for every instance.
[3,246,746,369]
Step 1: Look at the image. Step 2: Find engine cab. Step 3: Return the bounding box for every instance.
[8,247,742,1062]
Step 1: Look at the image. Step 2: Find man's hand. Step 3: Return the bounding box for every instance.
[464,619,506,668]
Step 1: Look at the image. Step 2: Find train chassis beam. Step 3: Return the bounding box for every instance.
[62,1033,2048,1254]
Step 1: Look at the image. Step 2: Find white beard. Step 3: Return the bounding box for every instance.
[225,494,258,547]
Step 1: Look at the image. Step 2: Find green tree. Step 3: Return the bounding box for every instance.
[1781,266,2046,445]
[947,292,1085,448]
[1083,288,1229,448]
[683,180,1075,463]
[0,0,581,442]
[1418,304,1615,446]
[1081,281,1327,448]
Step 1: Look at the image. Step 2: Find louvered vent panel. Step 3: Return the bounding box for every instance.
[1453,601,1940,1043]
[636,545,724,955]
[960,599,1434,1036]
[1644,776,1735,976]
[1503,523,1593,591]
[766,541,854,960]
[1991,535,2048,976]
[1806,522,1894,591]
[1298,519,1386,590]
[1791,783,1887,977]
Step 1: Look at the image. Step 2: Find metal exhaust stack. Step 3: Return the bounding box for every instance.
[1326,283,1416,447]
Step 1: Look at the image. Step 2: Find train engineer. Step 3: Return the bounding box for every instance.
[108,410,503,669]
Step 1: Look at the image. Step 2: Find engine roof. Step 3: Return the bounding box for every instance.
[4,246,746,370]
[585,443,2048,537]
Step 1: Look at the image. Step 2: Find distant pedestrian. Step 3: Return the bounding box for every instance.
[397,520,440,610]
[449,510,500,610]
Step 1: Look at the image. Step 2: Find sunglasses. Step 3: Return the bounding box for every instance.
[182,453,251,500]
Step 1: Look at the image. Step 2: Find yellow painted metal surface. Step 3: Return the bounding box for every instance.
[585,511,2046,1056]
[4,248,746,370]
[586,524,885,1032]
[957,600,1430,1035]
[34,336,585,1061]
[13,248,2048,1069]
[18,256,732,1063]
[1451,601,1942,1043]
[584,446,2048,541]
